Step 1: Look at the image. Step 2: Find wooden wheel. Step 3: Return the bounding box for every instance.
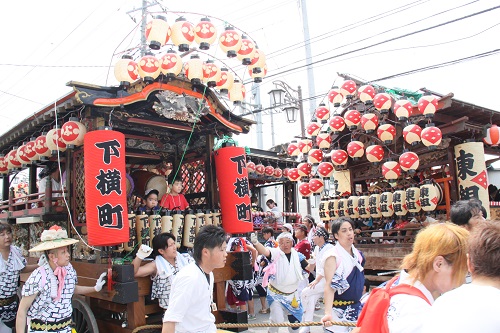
[72,296,99,333]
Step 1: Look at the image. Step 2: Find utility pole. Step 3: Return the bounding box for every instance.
[299,0,316,122]
[140,0,148,56]
[252,82,264,149]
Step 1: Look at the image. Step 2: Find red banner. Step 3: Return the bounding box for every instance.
[214,146,252,234]
[84,130,129,246]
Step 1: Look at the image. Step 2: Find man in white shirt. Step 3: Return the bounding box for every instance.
[162,225,227,333]
[265,199,284,224]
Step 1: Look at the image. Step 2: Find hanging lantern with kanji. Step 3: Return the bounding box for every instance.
[394,99,413,121]
[264,165,275,177]
[319,197,330,222]
[287,140,300,157]
[16,144,30,165]
[344,109,361,130]
[418,94,439,118]
[145,15,170,50]
[315,104,330,124]
[331,149,348,167]
[160,50,183,80]
[255,162,265,175]
[369,193,382,219]
[406,187,421,214]
[287,168,301,182]
[246,160,256,173]
[114,55,139,87]
[333,169,351,196]
[219,26,242,58]
[380,191,394,217]
[24,139,39,162]
[194,17,217,50]
[347,141,365,160]
[228,79,245,105]
[393,189,408,216]
[273,166,283,179]
[328,87,343,107]
[184,54,204,85]
[373,93,393,114]
[35,133,52,160]
[306,121,322,138]
[340,80,357,99]
[61,118,86,148]
[347,196,359,219]
[46,128,67,153]
[308,148,324,165]
[297,162,312,179]
[329,116,345,134]
[309,177,324,195]
[236,35,256,65]
[339,198,350,217]
[358,195,371,219]
[365,145,384,165]
[299,182,312,198]
[0,156,7,175]
[399,151,420,174]
[377,123,396,144]
[382,160,401,182]
[298,139,313,155]
[216,67,234,94]
[317,162,334,179]
[202,60,221,88]
[316,131,332,150]
[328,198,339,219]
[361,113,379,133]
[170,17,194,52]
[421,124,442,150]
[357,85,376,105]
[483,124,500,146]
[403,124,422,146]
[137,52,161,84]
[419,180,442,212]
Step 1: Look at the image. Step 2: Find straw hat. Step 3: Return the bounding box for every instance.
[29,225,79,252]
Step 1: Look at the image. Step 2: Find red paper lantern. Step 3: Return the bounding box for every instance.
[247,48,266,75]
[114,55,139,86]
[283,168,289,177]
[6,149,21,169]
[418,95,438,118]
[308,148,324,164]
[373,93,392,114]
[219,26,242,58]
[288,168,300,182]
[377,124,396,144]
[421,125,442,150]
[365,145,384,164]
[61,118,86,147]
[145,15,170,50]
[403,124,422,146]
[0,156,7,174]
[287,141,300,156]
[264,165,275,177]
[202,60,221,88]
[84,129,129,246]
[344,109,361,130]
[160,50,183,79]
[46,128,67,153]
[331,149,348,166]
[24,140,39,162]
[16,144,30,165]
[340,80,357,98]
[297,162,312,178]
[299,182,312,198]
[317,162,334,179]
[357,85,376,105]
[394,99,413,121]
[236,35,256,65]
[228,79,246,105]
[137,53,161,83]
[361,113,379,133]
[484,124,500,146]
[298,139,313,154]
[255,163,265,175]
[34,133,52,159]
[309,177,324,195]
[194,17,217,50]
[314,104,330,123]
[316,131,332,150]
[329,116,346,134]
[214,146,253,233]
[382,160,401,181]
[170,17,195,52]
[328,87,343,107]
[347,141,365,159]
[399,151,420,173]
[246,161,256,173]
[185,54,204,85]
[273,167,283,179]
[216,67,234,94]
[306,122,322,137]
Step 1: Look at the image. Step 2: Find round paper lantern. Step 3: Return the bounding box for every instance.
[6,149,21,169]
[369,193,382,219]
[361,113,379,133]
[421,124,442,150]
[329,116,345,134]
[344,109,361,130]
[297,162,312,178]
[347,196,359,219]
[403,124,422,146]
[319,198,330,222]
[346,141,364,160]
[216,67,234,94]
[287,140,300,156]
[382,160,401,181]
[315,104,330,123]
[373,93,392,114]
[184,54,204,85]
[202,60,221,88]
[406,187,421,213]
[219,26,242,58]
[299,182,312,198]
[358,195,371,219]
[316,131,332,150]
[246,161,256,173]
[249,64,267,83]
[340,80,357,98]
[365,145,384,164]
[328,199,339,219]
[483,124,500,146]
[331,149,348,166]
[380,191,394,217]
[61,118,86,148]
[137,53,161,83]
[288,168,300,182]
[264,165,275,177]
[357,85,376,105]
[236,35,256,65]
[283,168,289,178]
[170,17,194,52]
[418,94,438,118]
[145,15,170,50]
[394,99,413,121]
[228,79,246,105]
[377,123,396,144]
[114,55,139,86]
[328,87,343,107]
[160,50,183,79]
[35,133,52,159]
[273,167,283,179]
[419,181,442,212]
[16,144,30,165]
[317,162,334,179]
[298,139,313,154]
[255,163,265,175]
[46,128,67,153]
[393,189,408,216]
[338,198,349,217]
[0,156,7,175]
[309,177,324,195]
[247,48,266,75]
[24,139,39,162]
[308,148,324,164]
[194,17,217,50]
[399,151,420,173]
[306,122,322,137]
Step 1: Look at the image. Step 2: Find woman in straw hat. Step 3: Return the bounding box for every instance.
[0,223,38,333]
[16,226,107,333]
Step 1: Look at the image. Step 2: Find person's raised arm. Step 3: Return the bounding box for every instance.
[250,233,271,258]
[132,244,155,277]
[321,256,337,326]
[75,272,107,295]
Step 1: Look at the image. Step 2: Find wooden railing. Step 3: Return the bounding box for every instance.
[355,226,423,245]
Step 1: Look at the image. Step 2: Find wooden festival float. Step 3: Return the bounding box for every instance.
[283,73,500,284]
[0,12,284,333]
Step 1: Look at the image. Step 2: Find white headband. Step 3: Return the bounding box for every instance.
[277,232,294,242]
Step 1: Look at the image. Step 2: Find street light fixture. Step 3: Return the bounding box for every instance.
[268,81,306,136]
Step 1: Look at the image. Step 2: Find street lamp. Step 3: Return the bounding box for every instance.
[268,81,305,136]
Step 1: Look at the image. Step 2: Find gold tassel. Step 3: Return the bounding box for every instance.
[291,295,299,308]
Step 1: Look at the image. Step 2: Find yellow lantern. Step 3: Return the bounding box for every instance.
[228,79,245,105]
[114,55,139,87]
[184,54,204,85]
[145,15,170,50]
[170,17,194,52]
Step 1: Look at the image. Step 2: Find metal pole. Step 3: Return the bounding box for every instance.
[297,86,311,215]
[140,0,148,56]
[253,82,264,149]
[299,0,316,121]
[270,109,275,148]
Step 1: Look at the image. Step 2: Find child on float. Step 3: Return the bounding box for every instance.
[0,223,38,333]
[160,178,190,211]
[132,233,193,311]
[16,225,107,333]
[138,188,161,215]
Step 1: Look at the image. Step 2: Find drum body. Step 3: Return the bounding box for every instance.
[131,170,168,199]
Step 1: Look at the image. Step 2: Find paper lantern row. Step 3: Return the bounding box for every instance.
[0,119,87,174]
[246,161,287,180]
